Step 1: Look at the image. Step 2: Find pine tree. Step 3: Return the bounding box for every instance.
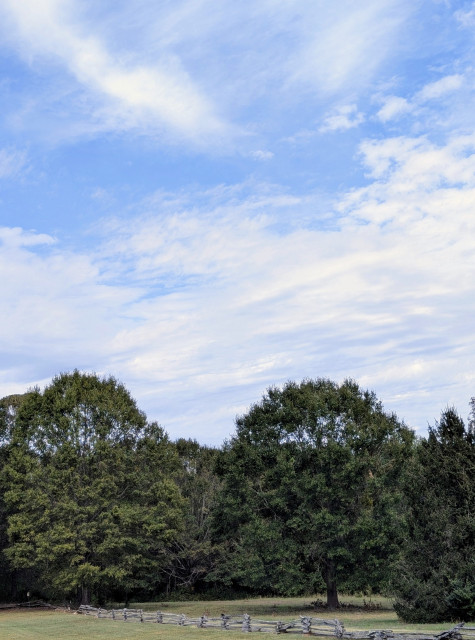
[393,407,475,622]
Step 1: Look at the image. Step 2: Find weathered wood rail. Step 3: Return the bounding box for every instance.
[77,606,475,639]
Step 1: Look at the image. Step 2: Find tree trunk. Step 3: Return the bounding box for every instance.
[81,585,89,605]
[323,560,339,608]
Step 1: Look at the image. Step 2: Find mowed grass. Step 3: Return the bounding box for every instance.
[0,609,244,640]
[130,596,457,632]
[0,596,471,640]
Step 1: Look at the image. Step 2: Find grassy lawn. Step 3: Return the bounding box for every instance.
[128,596,455,632]
[0,609,244,640]
[0,597,471,640]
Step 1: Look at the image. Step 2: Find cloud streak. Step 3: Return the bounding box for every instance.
[0,148,28,179]
[0,0,231,145]
[0,0,419,149]
[319,105,364,132]
[288,0,412,95]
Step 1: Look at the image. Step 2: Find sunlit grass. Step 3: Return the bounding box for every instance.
[0,596,472,640]
[0,609,243,640]
[127,595,465,632]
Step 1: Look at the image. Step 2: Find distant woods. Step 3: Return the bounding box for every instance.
[0,372,474,622]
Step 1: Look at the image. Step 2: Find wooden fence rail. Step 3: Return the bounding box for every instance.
[77,606,475,639]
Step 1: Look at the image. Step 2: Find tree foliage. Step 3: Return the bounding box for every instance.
[211,378,414,606]
[0,370,473,618]
[2,371,184,604]
[393,407,475,622]
[161,439,225,596]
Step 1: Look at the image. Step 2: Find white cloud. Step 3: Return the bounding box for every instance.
[319,104,364,132]
[0,0,231,145]
[0,227,55,247]
[250,150,274,161]
[455,3,475,27]
[416,74,464,102]
[0,0,474,442]
[0,0,419,149]
[0,225,138,388]
[288,0,412,95]
[376,96,411,122]
[85,137,475,437]
[2,132,475,442]
[375,74,467,125]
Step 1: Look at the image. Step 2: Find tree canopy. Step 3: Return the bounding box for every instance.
[393,407,475,622]
[211,378,414,606]
[0,371,473,621]
[2,371,184,604]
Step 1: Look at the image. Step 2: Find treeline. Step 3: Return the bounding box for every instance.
[0,372,473,623]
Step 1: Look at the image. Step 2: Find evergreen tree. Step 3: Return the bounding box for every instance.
[393,407,475,622]
[0,393,34,601]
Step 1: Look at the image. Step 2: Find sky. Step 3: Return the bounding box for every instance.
[1,0,475,444]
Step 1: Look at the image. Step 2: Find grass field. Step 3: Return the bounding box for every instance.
[128,596,459,632]
[0,596,470,640]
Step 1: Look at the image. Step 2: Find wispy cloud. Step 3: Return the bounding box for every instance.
[0,0,418,150]
[416,74,464,102]
[319,104,364,132]
[3,126,473,442]
[288,0,412,95]
[376,96,412,122]
[88,132,475,432]
[0,0,474,444]
[0,148,28,179]
[250,150,274,161]
[455,3,475,27]
[0,0,232,146]
[0,227,54,247]
[375,74,467,124]
[0,224,138,392]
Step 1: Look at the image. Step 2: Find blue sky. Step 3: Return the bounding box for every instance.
[1,0,475,443]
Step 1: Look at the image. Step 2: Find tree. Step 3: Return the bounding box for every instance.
[2,371,184,604]
[392,407,475,622]
[0,393,35,601]
[211,378,414,607]
[161,439,225,596]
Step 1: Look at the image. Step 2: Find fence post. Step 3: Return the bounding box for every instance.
[369,631,392,640]
[198,615,208,628]
[436,625,465,640]
[221,613,231,630]
[242,614,251,632]
[156,611,163,623]
[179,614,186,626]
[301,616,312,635]
[140,609,143,623]
[123,608,127,621]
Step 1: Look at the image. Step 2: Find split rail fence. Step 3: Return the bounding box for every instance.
[78,606,475,639]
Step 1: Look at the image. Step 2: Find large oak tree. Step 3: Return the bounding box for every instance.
[212,378,414,606]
